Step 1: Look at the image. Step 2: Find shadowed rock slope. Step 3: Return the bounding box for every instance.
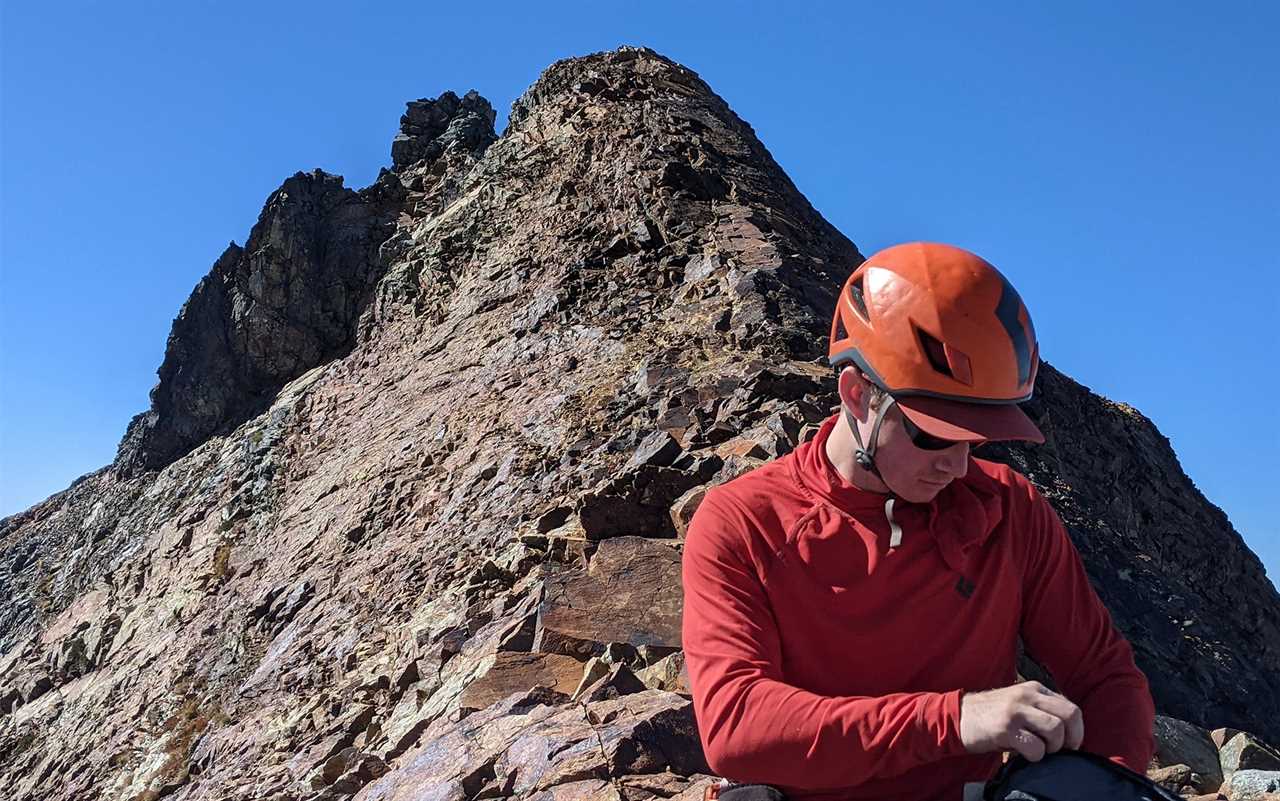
[1,47,1276,801]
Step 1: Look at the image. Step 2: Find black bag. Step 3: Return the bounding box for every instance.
[984,750,1183,801]
[716,783,788,801]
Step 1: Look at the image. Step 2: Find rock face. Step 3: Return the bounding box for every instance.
[1,46,1278,801]
[114,90,497,479]
[113,170,401,478]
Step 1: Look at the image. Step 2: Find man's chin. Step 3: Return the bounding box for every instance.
[907,480,950,503]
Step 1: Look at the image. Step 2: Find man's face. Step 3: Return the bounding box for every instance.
[863,403,972,503]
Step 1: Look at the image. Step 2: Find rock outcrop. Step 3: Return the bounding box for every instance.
[1,46,1277,801]
[114,90,498,479]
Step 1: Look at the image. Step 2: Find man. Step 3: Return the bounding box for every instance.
[681,242,1155,801]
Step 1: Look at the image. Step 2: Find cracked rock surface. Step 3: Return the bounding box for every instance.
[1,46,1278,800]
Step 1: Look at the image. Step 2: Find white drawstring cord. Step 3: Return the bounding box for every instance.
[885,496,903,549]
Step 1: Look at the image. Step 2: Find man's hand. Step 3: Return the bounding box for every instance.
[960,681,1085,762]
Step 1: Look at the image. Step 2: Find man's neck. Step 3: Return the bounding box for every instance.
[825,410,891,495]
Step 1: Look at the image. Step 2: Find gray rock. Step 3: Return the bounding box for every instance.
[392,90,497,171]
[627,431,682,470]
[1226,770,1280,800]
[1221,731,1280,774]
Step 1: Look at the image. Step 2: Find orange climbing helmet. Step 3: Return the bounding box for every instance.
[828,242,1044,443]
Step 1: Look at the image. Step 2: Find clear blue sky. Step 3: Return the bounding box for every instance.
[2,2,1277,586]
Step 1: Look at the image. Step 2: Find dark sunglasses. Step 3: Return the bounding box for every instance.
[898,409,965,451]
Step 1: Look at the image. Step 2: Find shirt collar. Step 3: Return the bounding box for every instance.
[791,412,1006,570]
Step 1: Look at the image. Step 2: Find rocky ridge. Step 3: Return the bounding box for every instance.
[1,47,1277,801]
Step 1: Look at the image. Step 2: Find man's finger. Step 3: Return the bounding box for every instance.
[1019,706,1067,754]
[1064,706,1084,750]
[1009,728,1047,762]
[1030,692,1083,743]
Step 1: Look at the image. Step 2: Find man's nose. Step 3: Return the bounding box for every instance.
[934,444,970,477]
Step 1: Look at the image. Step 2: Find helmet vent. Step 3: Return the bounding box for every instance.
[832,312,849,343]
[916,327,954,379]
[995,275,1034,386]
[847,274,870,322]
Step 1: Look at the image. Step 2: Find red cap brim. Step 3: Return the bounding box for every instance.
[897,395,1045,444]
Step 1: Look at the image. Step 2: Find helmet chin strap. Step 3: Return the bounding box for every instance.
[842,394,896,477]
[841,395,905,549]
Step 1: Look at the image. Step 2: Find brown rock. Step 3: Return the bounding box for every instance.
[359,688,705,801]
[1147,763,1195,792]
[669,484,708,539]
[712,454,767,485]
[534,537,682,658]
[578,465,704,540]
[617,771,716,801]
[636,651,690,694]
[714,436,770,461]
[525,779,625,801]
[575,663,647,703]
[458,652,586,711]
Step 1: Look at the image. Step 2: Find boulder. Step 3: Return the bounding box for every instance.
[1152,715,1223,790]
[627,431,683,470]
[574,663,647,703]
[1225,770,1280,800]
[1221,732,1280,775]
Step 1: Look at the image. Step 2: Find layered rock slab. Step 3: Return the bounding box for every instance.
[355,688,709,801]
[534,537,683,659]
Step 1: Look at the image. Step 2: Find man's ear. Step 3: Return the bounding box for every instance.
[837,366,869,419]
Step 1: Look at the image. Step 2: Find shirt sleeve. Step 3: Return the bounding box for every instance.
[1015,479,1156,773]
[681,489,969,789]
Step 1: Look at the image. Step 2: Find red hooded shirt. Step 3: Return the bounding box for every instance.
[681,412,1155,801]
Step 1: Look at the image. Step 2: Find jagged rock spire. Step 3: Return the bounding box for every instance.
[391,89,496,171]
